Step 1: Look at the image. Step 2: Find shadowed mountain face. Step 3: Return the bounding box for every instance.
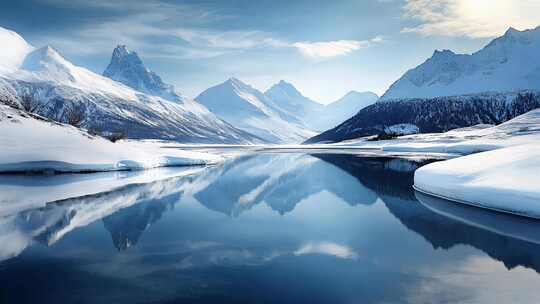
[306,91,540,143]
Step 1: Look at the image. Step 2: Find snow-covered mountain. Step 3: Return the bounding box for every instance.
[103,45,179,101]
[264,80,323,125]
[307,26,540,143]
[265,81,377,131]
[316,91,378,130]
[0,26,261,144]
[195,78,315,143]
[381,26,540,101]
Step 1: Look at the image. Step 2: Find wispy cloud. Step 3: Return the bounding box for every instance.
[292,40,368,59]
[285,36,383,60]
[401,0,540,38]
[36,0,383,61]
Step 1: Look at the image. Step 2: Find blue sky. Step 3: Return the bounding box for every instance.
[1,0,539,103]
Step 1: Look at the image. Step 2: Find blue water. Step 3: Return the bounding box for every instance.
[1,152,540,303]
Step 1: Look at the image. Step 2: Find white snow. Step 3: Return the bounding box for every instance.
[323,108,540,156]
[0,104,222,173]
[391,108,540,218]
[414,144,540,218]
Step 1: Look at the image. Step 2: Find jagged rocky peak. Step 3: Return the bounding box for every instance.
[103,45,178,100]
[431,49,455,58]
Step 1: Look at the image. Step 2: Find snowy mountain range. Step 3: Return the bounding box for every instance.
[307,26,540,143]
[316,91,378,130]
[0,26,261,144]
[195,78,315,143]
[264,80,378,131]
[264,80,324,125]
[381,26,540,101]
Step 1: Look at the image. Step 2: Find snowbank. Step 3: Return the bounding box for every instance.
[414,144,540,218]
[0,105,222,173]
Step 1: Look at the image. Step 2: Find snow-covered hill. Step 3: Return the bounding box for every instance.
[0,26,261,144]
[381,26,540,101]
[195,78,315,143]
[103,45,179,102]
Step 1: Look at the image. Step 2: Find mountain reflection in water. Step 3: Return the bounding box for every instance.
[1,152,540,304]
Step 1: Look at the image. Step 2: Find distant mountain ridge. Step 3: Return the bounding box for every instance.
[264,80,324,125]
[381,26,540,101]
[264,80,378,131]
[318,91,378,130]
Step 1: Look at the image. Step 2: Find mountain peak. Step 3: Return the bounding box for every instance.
[103,45,178,100]
[267,80,302,97]
[431,49,455,59]
[112,45,130,57]
[504,27,520,36]
[227,77,243,84]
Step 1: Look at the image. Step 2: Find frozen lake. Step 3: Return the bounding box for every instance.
[1,152,540,303]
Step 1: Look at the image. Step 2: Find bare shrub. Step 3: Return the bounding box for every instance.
[106,128,128,143]
[20,95,44,114]
[62,103,86,127]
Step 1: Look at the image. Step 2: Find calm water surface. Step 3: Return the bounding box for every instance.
[1,152,540,303]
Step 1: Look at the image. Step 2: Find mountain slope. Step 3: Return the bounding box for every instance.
[195,78,315,143]
[103,45,178,101]
[0,26,261,144]
[264,80,323,125]
[264,81,377,131]
[315,91,378,130]
[381,26,540,100]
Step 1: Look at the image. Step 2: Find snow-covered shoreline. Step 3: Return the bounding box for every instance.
[414,144,540,218]
[0,105,223,174]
